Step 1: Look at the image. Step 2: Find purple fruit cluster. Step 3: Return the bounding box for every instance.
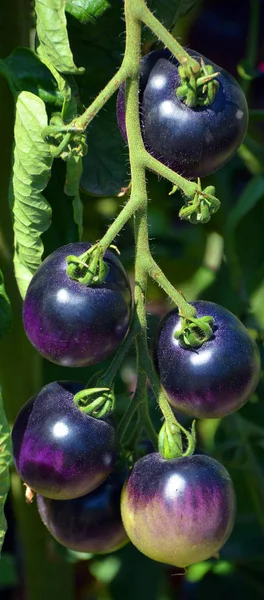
[12,241,133,554]
[12,381,128,554]
[12,38,261,566]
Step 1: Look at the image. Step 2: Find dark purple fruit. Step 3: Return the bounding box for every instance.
[153,301,261,419]
[22,242,132,367]
[12,381,117,500]
[37,467,128,554]
[121,453,236,567]
[116,48,248,179]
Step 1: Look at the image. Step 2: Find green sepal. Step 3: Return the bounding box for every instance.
[177,61,220,108]
[74,387,115,419]
[66,244,109,286]
[174,315,215,349]
[158,421,183,459]
[179,183,220,225]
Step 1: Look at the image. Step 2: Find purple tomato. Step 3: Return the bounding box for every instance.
[116,49,248,178]
[121,453,236,568]
[37,468,128,554]
[153,301,261,419]
[12,381,118,499]
[22,242,132,367]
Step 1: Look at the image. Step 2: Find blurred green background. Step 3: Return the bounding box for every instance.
[1,0,264,598]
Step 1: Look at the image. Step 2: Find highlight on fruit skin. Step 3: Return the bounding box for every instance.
[117,48,248,179]
[22,241,132,368]
[121,453,236,568]
[37,467,129,554]
[12,381,118,500]
[153,300,261,419]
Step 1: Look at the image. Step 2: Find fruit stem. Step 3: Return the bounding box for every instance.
[143,151,198,198]
[239,0,261,96]
[132,0,199,73]
[71,61,131,132]
[146,256,196,319]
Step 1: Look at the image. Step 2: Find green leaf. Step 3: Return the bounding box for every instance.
[0,271,12,339]
[35,0,84,74]
[65,0,110,23]
[65,156,83,237]
[12,91,53,298]
[0,48,64,107]
[226,175,264,239]
[0,386,12,554]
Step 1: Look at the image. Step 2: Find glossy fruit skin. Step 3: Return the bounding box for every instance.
[22,242,132,367]
[12,381,118,500]
[116,48,248,179]
[37,468,128,554]
[121,453,236,568]
[153,301,261,419]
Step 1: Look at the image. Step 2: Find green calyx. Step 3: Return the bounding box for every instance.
[66,245,109,286]
[158,419,196,459]
[177,59,220,108]
[43,114,87,160]
[180,182,220,224]
[174,314,215,349]
[74,387,115,419]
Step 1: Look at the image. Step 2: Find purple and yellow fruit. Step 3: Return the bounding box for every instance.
[121,453,236,568]
[12,381,117,500]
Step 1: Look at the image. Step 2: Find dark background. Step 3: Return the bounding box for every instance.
[0,0,264,598]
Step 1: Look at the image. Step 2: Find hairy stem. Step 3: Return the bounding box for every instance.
[132,0,199,72]
[73,62,131,131]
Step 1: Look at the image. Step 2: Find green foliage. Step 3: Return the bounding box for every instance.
[65,0,110,23]
[35,0,84,74]
[0,387,12,554]
[0,271,12,338]
[0,48,64,106]
[12,91,53,297]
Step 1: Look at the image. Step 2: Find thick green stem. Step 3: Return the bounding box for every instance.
[132,0,199,72]
[73,62,131,131]
[143,151,198,197]
[146,255,196,318]
[98,195,141,254]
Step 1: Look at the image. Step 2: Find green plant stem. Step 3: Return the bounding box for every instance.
[98,195,141,254]
[116,0,193,450]
[146,255,196,317]
[73,62,131,131]
[240,0,261,96]
[133,0,199,72]
[143,151,197,197]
